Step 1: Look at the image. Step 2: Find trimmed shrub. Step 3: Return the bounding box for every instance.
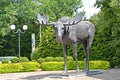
[40,61,110,71]
[0,62,40,73]
[89,61,110,69]
[54,57,64,62]
[20,57,29,62]
[45,57,55,62]
[0,63,22,73]
[67,56,74,61]
[2,59,9,64]
[37,58,45,63]
[30,48,40,60]
[21,62,40,72]
[37,56,74,63]
[11,57,19,63]
[41,62,64,71]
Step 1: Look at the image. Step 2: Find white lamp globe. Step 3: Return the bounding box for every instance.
[23,25,28,30]
[10,24,16,30]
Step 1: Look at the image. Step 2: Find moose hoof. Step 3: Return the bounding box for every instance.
[62,71,68,76]
[76,70,80,73]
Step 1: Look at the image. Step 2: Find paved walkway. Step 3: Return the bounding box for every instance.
[0,69,120,80]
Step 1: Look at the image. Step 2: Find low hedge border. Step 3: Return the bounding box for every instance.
[40,61,110,71]
[0,62,40,73]
[37,56,73,63]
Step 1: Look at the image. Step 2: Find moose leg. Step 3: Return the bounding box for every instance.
[72,43,79,73]
[62,44,68,75]
[85,46,90,73]
[82,40,90,73]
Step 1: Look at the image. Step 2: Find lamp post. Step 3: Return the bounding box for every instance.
[10,24,28,63]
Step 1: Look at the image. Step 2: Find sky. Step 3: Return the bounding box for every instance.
[78,0,100,19]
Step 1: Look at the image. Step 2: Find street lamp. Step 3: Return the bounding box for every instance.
[10,24,28,63]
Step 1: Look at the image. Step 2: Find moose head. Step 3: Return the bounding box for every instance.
[48,15,83,43]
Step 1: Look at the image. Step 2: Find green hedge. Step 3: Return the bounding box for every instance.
[10,57,29,63]
[40,61,110,71]
[10,57,19,63]
[37,56,73,63]
[0,62,40,73]
[20,57,29,62]
[2,60,9,64]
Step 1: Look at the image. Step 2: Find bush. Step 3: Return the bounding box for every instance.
[0,63,22,73]
[11,57,19,63]
[2,59,9,64]
[21,62,40,72]
[45,57,55,62]
[40,61,110,71]
[67,56,74,61]
[37,56,73,63]
[37,58,45,63]
[30,48,41,60]
[41,62,64,71]
[20,57,29,62]
[0,62,40,73]
[54,57,64,62]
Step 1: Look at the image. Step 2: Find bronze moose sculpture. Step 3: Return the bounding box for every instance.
[37,14,102,76]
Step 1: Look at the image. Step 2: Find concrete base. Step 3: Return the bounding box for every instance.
[49,70,102,78]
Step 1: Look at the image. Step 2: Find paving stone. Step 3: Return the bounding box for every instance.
[0,69,120,80]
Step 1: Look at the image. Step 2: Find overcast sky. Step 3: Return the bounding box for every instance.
[78,0,100,19]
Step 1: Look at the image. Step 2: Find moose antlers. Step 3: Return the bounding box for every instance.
[37,14,83,25]
[37,14,49,25]
[59,15,83,25]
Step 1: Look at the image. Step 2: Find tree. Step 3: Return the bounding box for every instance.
[0,0,41,57]
[90,0,120,67]
[0,0,83,58]
[39,0,82,21]
[31,0,85,59]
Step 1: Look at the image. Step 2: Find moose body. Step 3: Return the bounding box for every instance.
[37,14,96,75]
[53,19,95,75]
[56,21,95,44]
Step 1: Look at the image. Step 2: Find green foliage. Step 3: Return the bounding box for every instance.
[54,57,64,62]
[30,0,84,59]
[0,0,83,58]
[37,58,45,64]
[38,27,63,58]
[2,59,9,64]
[41,62,64,71]
[30,48,41,60]
[67,56,74,61]
[0,62,40,73]
[37,56,74,63]
[21,62,40,72]
[45,57,55,62]
[90,0,120,67]
[40,61,110,71]
[41,0,82,21]
[0,63,22,73]
[10,57,29,63]
[0,0,41,58]
[10,57,19,63]
[20,57,29,62]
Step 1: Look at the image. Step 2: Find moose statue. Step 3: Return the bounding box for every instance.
[37,14,102,76]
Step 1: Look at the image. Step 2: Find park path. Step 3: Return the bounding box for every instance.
[0,69,120,80]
